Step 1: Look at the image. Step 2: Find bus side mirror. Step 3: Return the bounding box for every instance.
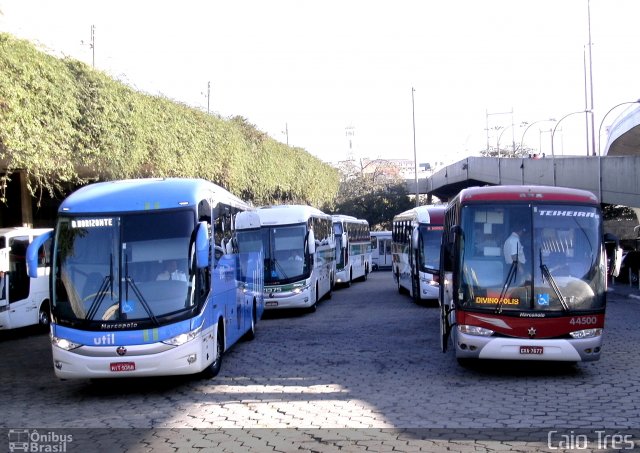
[411,229,419,250]
[307,229,316,255]
[195,222,210,269]
[0,247,9,273]
[445,225,463,270]
[612,245,623,277]
[26,231,53,278]
[341,233,348,249]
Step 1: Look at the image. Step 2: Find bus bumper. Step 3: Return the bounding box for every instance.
[455,331,603,362]
[50,327,217,379]
[335,268,349,284]
[264,291,313,310]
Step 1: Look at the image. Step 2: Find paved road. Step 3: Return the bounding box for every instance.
[1,271,639,452]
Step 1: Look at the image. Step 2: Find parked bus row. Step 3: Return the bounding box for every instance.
[18,178,370,380]
[391,185,613,366]
[19,178,610,374]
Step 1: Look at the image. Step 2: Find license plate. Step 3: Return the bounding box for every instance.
[520,346,544,355]
[110,362,135,372]
[265,301,278,307]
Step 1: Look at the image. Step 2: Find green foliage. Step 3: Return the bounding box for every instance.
[0,33,339,207]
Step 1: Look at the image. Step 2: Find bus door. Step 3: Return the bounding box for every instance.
[0,236,33,329]
[378,237,392,268]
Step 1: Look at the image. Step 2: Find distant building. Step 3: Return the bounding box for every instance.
[333,157,445,181]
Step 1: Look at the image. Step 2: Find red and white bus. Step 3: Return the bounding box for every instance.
[392,205,446,303]
[440,185,607,364]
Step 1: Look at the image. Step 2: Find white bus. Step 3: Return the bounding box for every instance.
[0,227,52,330]
[258,205,335,311]
[370,231,392,270]
[392,205,446,303]
[332,215,371,286]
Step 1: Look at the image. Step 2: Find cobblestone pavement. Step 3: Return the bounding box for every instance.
[1,272,639,452]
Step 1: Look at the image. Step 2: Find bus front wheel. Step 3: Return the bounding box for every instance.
[411,276,420,304]
[38,303,50,329]
[243,301,257,341]
[202,327,224,378]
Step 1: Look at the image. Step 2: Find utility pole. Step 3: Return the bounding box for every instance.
[90,25,95,67]
[587,0,596,156]
[412,87,419,207]
[207,81,211,114]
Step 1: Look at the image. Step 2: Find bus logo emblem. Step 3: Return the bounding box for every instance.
[116,346,127,356]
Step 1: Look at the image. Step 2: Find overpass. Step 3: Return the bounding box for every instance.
[418,155,640,208]
[413,105,640,207]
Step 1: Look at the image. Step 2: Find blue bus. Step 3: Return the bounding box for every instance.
[26,178,263,379]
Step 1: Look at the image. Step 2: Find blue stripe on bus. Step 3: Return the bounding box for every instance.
[52,316,202,346]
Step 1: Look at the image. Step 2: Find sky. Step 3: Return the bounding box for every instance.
[1,0,640,166]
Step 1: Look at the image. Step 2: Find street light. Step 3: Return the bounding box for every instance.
[551,110,591,157]
[597,99,640,156]
[411,87,419,207]
[496,125,510,158]
[520,119,556,156]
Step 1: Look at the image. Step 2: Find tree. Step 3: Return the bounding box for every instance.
[332,158,414,230]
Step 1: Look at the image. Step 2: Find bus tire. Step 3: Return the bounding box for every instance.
[361,265,369,282]
[456,358,473,368]
[202,326,224,379]
[243,301,257,341]
[412,275,420,304]
[307,284,319,313]
[38,302,51,329]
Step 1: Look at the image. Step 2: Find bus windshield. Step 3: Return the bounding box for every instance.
[262,224,308,284]
[418,226,443,273]
[53,210,196,327]
[459,203,604,313]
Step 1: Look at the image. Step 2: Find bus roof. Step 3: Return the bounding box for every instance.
[257,204,330,226]
[456,185,599,205]
[58,178,250,214]
[331,215,369,226]
[0,227,53,238]
[393,205,446,225]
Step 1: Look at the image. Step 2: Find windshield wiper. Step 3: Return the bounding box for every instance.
[272,258,288,280]
[124,277,159,326]
[495,259,517,314]
[85,275,112,320]
[539,249,569,312]
[124,257,159,326]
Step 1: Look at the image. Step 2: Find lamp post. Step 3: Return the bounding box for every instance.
[597,100,640,156]
[411,87,419,207]
[520,119,556,156]
[496,125,510,158]
[551,110,591,158]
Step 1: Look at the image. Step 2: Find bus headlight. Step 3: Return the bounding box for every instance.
[421,277,439,286]
[569,328,602,339]
[163,326,202,346]
[52,336,82,351]
[291,284,308,295]
[458,325,494,337]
